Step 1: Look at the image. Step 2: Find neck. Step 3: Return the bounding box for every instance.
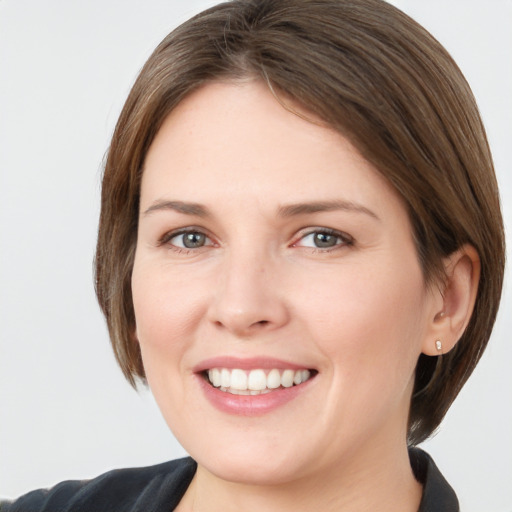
[176,440,422,512]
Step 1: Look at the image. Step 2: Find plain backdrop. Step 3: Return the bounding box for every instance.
[1,1,511,511]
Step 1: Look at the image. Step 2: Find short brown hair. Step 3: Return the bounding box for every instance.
[95,0,505,445]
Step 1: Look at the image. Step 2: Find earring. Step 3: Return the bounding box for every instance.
[435,340,442,352]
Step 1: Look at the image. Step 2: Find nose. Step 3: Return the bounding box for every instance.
[206,249,290,337]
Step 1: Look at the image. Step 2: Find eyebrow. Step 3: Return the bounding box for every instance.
[277,200,380,220]
[142,199,380,221]
[143,200,210,217]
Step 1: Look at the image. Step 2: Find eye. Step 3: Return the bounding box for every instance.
[162,229,214,250]
[294,229,353,250]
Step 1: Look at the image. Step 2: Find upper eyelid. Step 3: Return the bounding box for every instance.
[157,226,353,246]
[159,226,215,245]
[293,227,353,242]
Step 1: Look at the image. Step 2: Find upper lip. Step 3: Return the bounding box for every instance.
[193,356,314,373]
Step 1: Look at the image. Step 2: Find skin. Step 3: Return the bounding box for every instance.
[131,80,477,511]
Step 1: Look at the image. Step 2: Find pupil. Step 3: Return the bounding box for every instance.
[183,232,205,248]
[314,233,336,248]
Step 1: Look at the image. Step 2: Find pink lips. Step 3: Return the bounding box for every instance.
[193,356,308,373]
[194,356,316,416]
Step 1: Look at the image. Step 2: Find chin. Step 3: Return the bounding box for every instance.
[186,432,316,486]
[202,452,311,486]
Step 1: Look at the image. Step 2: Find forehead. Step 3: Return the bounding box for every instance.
[141,80,402,219]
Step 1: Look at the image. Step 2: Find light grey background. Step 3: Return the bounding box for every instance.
[1,1,510,511]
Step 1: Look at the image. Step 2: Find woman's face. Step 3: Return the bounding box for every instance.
[132,81,438,484]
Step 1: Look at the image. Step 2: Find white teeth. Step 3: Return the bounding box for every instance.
[208,368,221,387]
[267,369,281,389]
[230,369,247,390]
[281,369,294,388]
[206,367,313,392]
[221,368,231,388]
[247,369,267,391]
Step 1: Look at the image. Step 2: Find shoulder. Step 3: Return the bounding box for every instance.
[409,447,459,512]
[0,457,196,512]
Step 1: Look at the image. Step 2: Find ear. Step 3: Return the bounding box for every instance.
[422,244,481,356]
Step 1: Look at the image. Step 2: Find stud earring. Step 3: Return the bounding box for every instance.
[435,340,442,352]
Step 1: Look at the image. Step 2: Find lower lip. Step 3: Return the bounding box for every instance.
[197,375,314,416]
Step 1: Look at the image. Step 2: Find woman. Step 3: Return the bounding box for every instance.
[1,0,505,510]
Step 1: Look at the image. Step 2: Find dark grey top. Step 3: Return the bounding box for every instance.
[0,448,458,511]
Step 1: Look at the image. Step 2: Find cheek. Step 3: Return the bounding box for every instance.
[301,257,428,382]
[304,260,429,440]
[131,261,214,431]
[131,261,208,373]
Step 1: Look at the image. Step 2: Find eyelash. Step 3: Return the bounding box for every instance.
[293,227,354,252]
[158,227,354,254]
[158,228,215,253]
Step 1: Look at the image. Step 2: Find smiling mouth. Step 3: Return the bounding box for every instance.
[205,368,316,395]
